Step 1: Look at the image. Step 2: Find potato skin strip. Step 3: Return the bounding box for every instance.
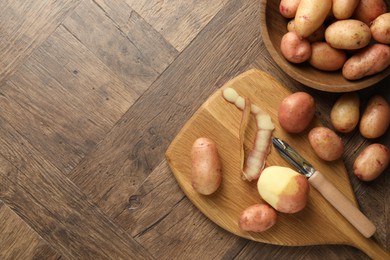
[222,87,275,181]
[239,97,251,176]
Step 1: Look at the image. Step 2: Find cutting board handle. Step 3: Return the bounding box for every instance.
[309,171,376,238]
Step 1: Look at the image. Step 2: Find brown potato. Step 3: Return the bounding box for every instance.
[353,144,390,181]
[309,42,347,71]
[330,92,360,133]
[295,0,332,38]
[239,204,278,232]
[278,92,316,133]
[342,44,390,80]
[359,95,390,139]
[332,0,359,19]
[280,32,312,64]
[308,127,344,161]
[371,13,390,44]
[191,137,222,195]
[279,0,301,18]
[353,0,387,25]
[325,19,371,50]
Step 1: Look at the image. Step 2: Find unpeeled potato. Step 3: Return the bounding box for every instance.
[309,42,347,71]
[280,32,311,64]
[325,19,371,50]
[353,0,387,25]
[332,0,359,19]
[295,0,332,38]
[371,13,390,44]
[279,0,301,18]
[343,44,390,80]
[239,204,278,232]
[330,93,360,133]
[278,92,316,133]
[191,137,222,195]
[308,127,344,161]
[359,95,390,139]
[353,144,390,181]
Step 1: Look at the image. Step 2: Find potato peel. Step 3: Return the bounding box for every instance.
[222,87,275,182]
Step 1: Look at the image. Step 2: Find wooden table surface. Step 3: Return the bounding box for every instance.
[0,0,389,259]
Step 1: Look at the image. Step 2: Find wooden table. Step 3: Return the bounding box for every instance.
[0,0,388,259]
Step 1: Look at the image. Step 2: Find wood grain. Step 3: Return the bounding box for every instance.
[125,0,228,51]
[0,0,81,84]
[0,0,389,258]
[0,202,61,260]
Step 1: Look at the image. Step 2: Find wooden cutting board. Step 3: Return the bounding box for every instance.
[165,69,390,259]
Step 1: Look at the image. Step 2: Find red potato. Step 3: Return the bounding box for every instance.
[353,144,390,181]
[278,92,316,133]
[332,0,360,19]
[257,166,310,214]
[353,0,387,25]
[342,44,390,80]
[295,0,332,38]
[309,42,347,71]
[359,95,390,139]
[280,32,312,64]
[280,0,301,18]
[238,204,278,232]
[330,92,360,133]
[308,127,344,161]
[191,137,222,195]
[371,13,390,44]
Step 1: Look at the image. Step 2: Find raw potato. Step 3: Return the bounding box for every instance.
[295,0,332,38]
[353,144,390,181]
[330,93,360,133]
[343,44,390,80]
[359,95,390,139]
[325,19,371,50]
[257,166,310,214]
[308,127,344,161]
[239,204,278,232]
[278,92,315,133]
[332,0,360,19]
[353,0,387,25]
[309,42,347,71]
[279,0,301,18]
[191,137,222,195]
[371,13,390,44]
[287,20,326,42]
[280,32,311,64]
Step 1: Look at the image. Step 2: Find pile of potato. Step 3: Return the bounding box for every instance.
[279,0,390,80]
[278,91,390,181]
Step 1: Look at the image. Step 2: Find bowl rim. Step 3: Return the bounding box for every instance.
[259,0,390,92]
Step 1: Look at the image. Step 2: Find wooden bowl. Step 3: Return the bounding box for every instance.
[259,0,390,92]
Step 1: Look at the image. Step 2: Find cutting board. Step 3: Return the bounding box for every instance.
[165,69,390,259]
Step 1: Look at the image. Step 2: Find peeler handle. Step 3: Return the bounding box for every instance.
[309,171,376,238]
